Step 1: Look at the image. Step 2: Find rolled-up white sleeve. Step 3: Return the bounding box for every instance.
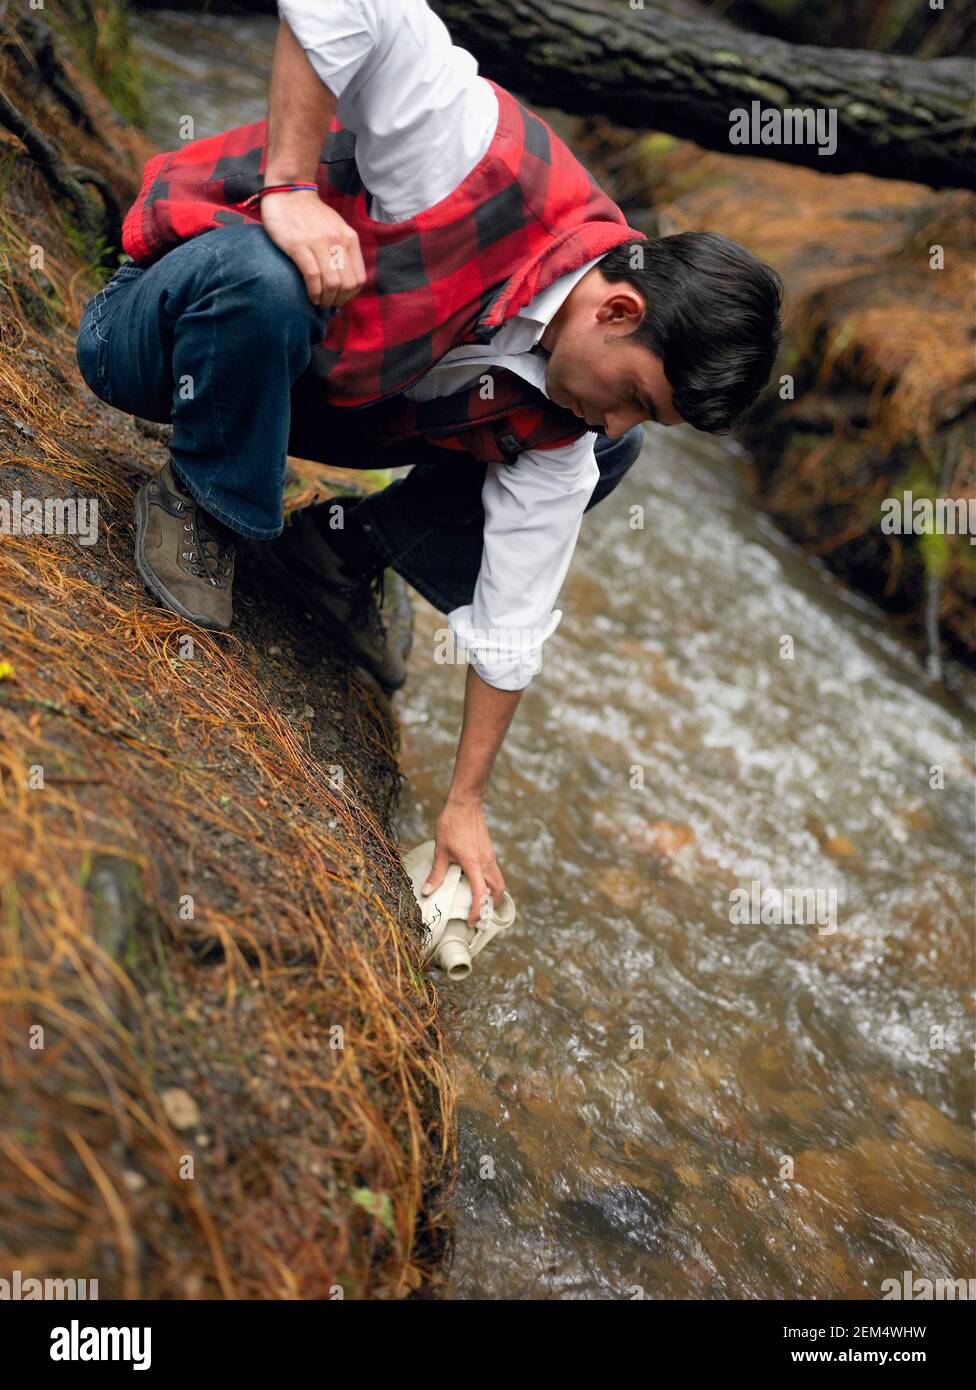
[277,0,497,223]
[447,435,600,691]
[277,0,378,100]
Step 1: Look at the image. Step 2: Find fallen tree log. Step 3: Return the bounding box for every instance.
[431,0,976,190]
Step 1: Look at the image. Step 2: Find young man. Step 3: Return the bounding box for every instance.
[75,0,782,925]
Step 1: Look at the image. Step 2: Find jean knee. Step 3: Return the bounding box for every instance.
[586,425,644,510]
[75,311,103,397]
[597,424,644,477]
[599,424,644,473]
[211,223,318,321]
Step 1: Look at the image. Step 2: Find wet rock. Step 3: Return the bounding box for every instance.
[556,1183,669,1255]
[594,867,646,911]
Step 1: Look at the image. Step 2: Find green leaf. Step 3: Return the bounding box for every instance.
[351,1186,395,1232]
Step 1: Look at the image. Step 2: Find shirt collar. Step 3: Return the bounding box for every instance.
[515,254,605,335]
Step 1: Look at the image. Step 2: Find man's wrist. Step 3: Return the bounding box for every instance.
[445,785,484,808]
[262,177,318,192]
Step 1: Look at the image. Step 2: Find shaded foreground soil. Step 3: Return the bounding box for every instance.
[0,4,453,1297]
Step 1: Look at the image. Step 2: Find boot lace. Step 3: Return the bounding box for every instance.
[181,507,233,588]
[347,566,388,640]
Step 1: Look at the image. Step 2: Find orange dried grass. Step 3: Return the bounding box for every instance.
[0,26,454,1299]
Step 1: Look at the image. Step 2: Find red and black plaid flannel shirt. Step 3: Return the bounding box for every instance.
[121,81,645,463]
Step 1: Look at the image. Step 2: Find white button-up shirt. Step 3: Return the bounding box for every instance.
[279,0,603,689]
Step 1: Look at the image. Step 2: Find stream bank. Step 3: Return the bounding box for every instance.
[0,2,452,1298]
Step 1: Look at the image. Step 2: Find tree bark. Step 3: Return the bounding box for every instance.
[431,0,975,190]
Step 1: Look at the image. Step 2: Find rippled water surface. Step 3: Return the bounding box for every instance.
[133,12,975,1300]
[397,426,974,1299]
[132,9,278,144]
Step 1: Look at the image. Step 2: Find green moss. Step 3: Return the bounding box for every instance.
[637,132,679,159]
[350,1185,395,1233]
[777,341,803,375]
[844,102,883,125]
[57,206,113,286]
[359,468,396,493]
[48,1,148,129]
[918,529,949,581]
[736,75,789,105]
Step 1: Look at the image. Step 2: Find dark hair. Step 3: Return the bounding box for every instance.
[598,232,784,433]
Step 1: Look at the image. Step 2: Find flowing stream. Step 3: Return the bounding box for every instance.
[131,9,975,1300]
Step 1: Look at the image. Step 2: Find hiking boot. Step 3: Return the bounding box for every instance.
[133,460,235,630]
[383,566,415,665]
[265,506,407,692]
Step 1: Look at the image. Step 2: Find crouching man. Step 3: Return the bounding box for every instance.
[76,0,782,923]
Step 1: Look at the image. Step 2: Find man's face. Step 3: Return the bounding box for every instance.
[541,272,683,437]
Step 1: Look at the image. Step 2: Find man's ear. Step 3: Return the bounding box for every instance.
[595,288,646,331]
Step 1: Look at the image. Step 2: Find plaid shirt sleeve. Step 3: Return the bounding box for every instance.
[446,434,600,690]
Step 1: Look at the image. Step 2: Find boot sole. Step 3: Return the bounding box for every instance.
[133,485,232,632]
[252,537,406,693]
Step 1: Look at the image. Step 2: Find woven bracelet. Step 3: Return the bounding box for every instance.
[238,183,319,210]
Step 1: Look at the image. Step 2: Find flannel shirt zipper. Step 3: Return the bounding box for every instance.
[335,350,580,453]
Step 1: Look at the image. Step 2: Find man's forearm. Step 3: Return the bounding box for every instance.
[265,18,336,184]
[261,18,366,307]
[447,667,523,803]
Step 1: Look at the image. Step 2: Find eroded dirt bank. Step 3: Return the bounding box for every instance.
[0,2,452,1298]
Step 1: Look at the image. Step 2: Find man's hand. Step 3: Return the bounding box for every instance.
[424,794,506,930]
[263,18,366,308]
[421,665,523,926]
[260,190,366,309]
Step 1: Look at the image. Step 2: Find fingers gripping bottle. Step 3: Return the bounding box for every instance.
[401,840,517,980]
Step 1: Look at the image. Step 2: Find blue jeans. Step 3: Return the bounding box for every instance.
[76,223,644,615]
